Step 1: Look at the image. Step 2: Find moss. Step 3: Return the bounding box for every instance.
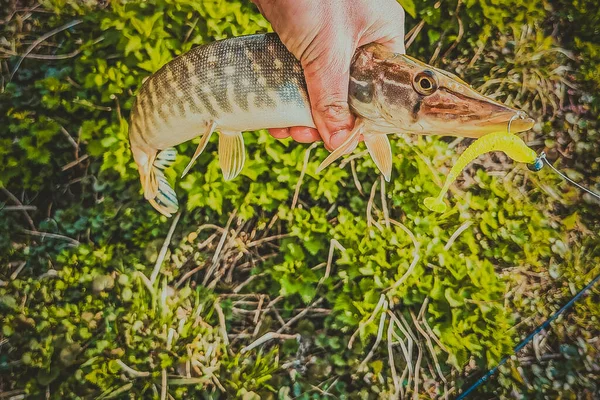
[1,0,598,398]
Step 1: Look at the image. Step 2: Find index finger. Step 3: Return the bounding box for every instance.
[302,38,356,150]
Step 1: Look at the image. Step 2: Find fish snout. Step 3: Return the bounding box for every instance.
[473,108,535,137]
[509,111,535,133]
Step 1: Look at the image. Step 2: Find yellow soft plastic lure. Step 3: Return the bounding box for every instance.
[424,132,537,213]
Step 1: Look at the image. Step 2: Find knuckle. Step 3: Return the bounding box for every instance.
[314,100,350,121]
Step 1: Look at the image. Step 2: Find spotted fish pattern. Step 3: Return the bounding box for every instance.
[131,33,311,150]
[129,33,534,217]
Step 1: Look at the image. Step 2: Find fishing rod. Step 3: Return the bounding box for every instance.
[457,152,600,400]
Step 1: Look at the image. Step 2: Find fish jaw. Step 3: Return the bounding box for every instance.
[415,91,536,138]
[476,110,535,135]
[349,44,535,138]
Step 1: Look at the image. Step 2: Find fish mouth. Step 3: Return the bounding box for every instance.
[472,110,535,136]
[417,88,536,138]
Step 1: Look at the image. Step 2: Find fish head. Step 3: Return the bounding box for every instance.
[349,44,534,138]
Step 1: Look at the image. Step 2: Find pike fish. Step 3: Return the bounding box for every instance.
[129,33,534,217]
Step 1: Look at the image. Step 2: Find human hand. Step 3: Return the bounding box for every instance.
[252,0,405,150]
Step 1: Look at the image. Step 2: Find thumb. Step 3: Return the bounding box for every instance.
[302,45,355,151]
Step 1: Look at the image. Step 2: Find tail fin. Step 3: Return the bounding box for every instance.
[139,148,179,217]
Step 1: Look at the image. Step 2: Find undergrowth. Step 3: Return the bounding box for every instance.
[1,0,598,398]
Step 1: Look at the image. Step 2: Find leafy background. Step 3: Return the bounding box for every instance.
[1,0,599,398]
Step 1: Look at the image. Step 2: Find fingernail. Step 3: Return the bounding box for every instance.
[330,130,348,149]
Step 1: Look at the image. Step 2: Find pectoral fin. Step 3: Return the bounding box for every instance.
[364,134,393,182]
[181,122,216,178]
[218,131,245,181]
[316,120,364,173]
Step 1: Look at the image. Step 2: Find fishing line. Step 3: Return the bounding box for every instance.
[457,271,600,399]
[528,152,600,202]
[457,152,600,399]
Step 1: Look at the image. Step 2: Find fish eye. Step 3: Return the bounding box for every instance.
[413,70,438,96]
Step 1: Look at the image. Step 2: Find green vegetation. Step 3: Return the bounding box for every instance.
[1,0,599,398]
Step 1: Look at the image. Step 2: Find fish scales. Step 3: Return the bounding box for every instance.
[129,33,535,217]
[131,34,312,150]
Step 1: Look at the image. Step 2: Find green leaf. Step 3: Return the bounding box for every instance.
[303,238,324,255]
[0,295,18,311]
[124,35,142,56]
[444,287,464,307]
[397,0,417,18]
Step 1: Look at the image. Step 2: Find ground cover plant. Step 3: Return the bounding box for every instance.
[1,0,599,398]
